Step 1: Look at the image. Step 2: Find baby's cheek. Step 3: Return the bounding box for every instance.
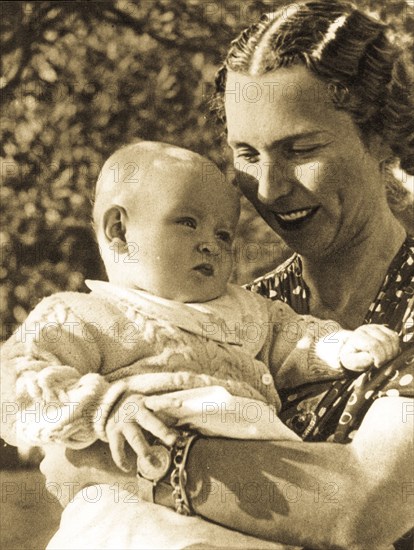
[221,252,234,284]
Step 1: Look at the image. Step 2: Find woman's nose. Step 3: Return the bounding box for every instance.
[257,161,292,205]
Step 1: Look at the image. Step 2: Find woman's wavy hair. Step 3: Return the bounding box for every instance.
[214,0,414,210]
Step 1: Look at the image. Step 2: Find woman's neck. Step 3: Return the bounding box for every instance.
[301,213,406,329]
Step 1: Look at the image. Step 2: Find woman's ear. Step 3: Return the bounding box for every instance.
[367,133,393,163]
[103,206,127,244]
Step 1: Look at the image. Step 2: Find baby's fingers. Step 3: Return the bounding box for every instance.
[356,325,399,367]
[371,325,400,364]
[340,350,373,372]
[343,325,400,369]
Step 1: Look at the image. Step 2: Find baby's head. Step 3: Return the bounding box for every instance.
[93,141,240,303]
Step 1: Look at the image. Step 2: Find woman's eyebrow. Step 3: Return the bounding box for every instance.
[282,131,334,143]
[229,131,333,149]
[227,140,254,149]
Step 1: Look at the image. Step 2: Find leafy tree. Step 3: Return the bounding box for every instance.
[1,0,412,340]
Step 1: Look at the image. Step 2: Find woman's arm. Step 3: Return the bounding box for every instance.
[182,396,413,550]
[38,397,412,548]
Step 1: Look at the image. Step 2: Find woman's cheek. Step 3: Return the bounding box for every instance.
[295,161,318,191]
[299,160,339,193]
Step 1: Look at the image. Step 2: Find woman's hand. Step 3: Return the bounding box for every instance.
[339,324,400,372]
[105,392,178,472]
[145,386,300,441]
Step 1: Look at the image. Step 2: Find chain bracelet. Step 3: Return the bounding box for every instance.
[169,430,198,515]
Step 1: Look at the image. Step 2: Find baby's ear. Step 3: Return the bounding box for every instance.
[103,205,127,244]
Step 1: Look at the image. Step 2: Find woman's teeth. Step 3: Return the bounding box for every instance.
[277,208,314,221]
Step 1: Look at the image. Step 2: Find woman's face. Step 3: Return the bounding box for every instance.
[224,66,386,259]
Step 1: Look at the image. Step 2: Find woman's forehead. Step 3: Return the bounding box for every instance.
[224,67,346,145]
[224,66,325,99]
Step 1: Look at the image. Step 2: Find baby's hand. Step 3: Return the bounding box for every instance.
[339,324,400,372]
[105,392,177,473]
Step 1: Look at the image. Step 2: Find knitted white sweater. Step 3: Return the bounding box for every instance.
[1,282,344,449]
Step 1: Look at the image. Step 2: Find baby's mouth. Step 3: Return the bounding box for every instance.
[193,263,215,277]
[273,207,319,230]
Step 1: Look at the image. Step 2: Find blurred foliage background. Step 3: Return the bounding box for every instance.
[1,0,413,341]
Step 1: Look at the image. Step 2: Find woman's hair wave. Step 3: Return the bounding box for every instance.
[214,0,414,209]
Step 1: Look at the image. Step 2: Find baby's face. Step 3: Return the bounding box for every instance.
[122,160,240,302]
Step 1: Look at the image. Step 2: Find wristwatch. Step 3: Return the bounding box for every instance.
[136,444,172,502]
[135,430,198,515]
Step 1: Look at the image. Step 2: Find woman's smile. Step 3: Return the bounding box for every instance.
[273,206,320,230]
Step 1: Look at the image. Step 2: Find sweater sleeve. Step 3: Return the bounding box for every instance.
[0,293,120,449]
[265,300,347,389]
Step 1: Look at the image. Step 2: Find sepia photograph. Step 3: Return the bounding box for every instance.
[1,1,413,549]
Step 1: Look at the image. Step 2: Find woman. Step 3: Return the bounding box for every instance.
[23,1,414,549]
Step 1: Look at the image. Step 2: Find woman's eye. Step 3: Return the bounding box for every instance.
[290,144,323,157]
[235,150,259,163]
[177,218,197,229]
[216,231,232,243]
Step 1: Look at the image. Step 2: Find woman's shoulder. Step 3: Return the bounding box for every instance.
[244,254,310,314]
[368,233,414,338]
[391,233,414,273]
[404,234,414,248]
[244,254,300,296]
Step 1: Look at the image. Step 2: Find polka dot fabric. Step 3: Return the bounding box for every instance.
[246,236,414,443]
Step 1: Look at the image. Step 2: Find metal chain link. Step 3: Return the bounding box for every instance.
[169,430,198,515]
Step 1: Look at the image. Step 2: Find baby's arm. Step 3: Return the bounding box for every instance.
[304,322,400,373]
[1,293,175,458]
[265,300,400,384]
[1,294,109,449]
[336,324,400,372]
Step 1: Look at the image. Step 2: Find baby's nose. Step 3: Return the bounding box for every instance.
[197,242,221,256]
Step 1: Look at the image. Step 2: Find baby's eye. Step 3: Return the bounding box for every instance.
[216,230,232,243]
[177,218,197,229]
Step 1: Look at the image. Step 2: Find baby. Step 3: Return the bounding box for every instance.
[1,141,399,478]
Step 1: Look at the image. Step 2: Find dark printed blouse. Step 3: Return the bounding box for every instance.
[246,235,414,444]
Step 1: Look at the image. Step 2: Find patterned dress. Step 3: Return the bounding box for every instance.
[246,235,414,442]
[246,236,414,549]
